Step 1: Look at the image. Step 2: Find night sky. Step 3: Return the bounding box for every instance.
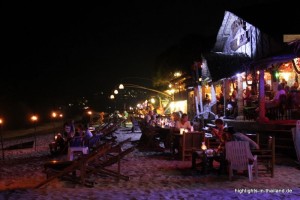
[1,0,297,128]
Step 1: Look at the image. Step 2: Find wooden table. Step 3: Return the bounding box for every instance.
[138,125,172,151]
[191,150,226,175]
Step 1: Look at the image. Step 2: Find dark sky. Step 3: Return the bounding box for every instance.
[1,1,238,98]
[2,0,297,127]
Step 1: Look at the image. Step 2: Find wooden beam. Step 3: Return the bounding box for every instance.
[283,34,300,43]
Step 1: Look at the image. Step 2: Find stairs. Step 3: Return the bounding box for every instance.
[258,124,296,159]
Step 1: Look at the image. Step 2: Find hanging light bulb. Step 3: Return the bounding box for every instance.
[114,89,118,94]
[201,142,207,150]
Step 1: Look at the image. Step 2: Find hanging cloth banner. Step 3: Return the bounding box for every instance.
[198,85,203,112]
[210,85,217,106]
[195,96,199,116]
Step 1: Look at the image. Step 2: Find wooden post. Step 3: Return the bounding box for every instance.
[0,125,4,160]
[236,74,244,120]
[258,69,269,122]
[194,61,203,113]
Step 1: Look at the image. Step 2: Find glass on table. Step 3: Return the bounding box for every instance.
[205,149,214,157]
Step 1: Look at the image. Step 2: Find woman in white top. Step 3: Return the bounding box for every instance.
[175,113,192,130]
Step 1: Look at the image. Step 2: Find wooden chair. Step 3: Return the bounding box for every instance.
[38,142,112,188]
[87,138,135,181]
[245,132,260,147]
[137,124,163,151]
[225,141,258,181]
[251,136,275,177]
[181,132,204,161]
[37,138,135,188]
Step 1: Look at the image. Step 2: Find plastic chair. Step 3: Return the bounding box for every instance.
[225,141,258,181]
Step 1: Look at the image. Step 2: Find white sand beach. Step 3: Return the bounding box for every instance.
[0,128,299,200]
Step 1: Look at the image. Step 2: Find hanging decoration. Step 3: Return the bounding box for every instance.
[292,57,300,74]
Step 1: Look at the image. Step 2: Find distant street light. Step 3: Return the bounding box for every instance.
[87,111,92,124]
[118,83,173,100]
[31,115,38,151]
[0,118,4,160]
[52,112,57,118]
[51,112,57,136]
[111,83,173,113]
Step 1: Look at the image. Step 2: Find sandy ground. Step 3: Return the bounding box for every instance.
[0,127,299,200]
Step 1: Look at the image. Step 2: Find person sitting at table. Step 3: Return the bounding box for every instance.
[144,110,157,127]
[170,111,181,128]
[175,113,192,131]
[83,123,93,145]
[171,113,192,155]
[69,124,85,147]
[211,118,225,140]
[224,127,260,150]
[211,119,259,150]
[243,87,252,106]
[211,118,226,152]
[62,121,75,142]
[265,83,286,109]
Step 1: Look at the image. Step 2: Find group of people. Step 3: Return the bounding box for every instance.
[140,110,194,151]
[50,120,94,155]
[144,110,193,132]
[142,108,259,156]
[145,110,192,131]
[211,118,259,152]
[169,113,259,156]
[265,83,287,109]
[265,79,300,108]
[63,121,94,147]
